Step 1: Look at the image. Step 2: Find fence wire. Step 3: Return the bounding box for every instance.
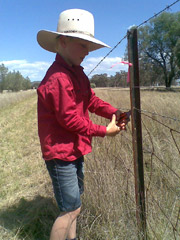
[85,102,180,239]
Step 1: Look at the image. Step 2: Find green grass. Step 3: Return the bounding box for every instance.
[0,89,180,239]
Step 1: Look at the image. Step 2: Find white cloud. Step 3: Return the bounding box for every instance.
[0,60,51,82]
[0,56,129,82]
[83,56,128,77]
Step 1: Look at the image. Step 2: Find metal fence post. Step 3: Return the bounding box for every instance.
[127,28,147,239]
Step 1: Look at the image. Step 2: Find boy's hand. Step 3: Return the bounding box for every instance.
[115,109,122,121]
[106,114,121,136]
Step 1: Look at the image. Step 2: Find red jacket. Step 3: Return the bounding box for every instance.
[37,54,117,161]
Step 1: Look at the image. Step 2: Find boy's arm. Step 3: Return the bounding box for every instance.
[88,89,130,130]
[41,77,107,137]
[88,88,120,119]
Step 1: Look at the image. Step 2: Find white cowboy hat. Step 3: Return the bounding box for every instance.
[37,9,110,52]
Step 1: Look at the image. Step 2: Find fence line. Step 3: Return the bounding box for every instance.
[86,112,180,179]
[86,1,180,236]
[85,109,180,238]
[86,89,180,237]
[119,107,180,123]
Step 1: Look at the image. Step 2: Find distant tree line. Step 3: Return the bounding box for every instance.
[0,64,32,92]
[90,71,129,88]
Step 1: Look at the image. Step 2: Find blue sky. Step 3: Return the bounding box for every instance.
[0,0,179,82]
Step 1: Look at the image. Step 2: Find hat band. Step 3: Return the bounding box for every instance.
[61,30,94,38]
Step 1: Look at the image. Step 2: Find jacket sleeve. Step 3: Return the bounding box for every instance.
[88,88,118,119]
[44,74,106,137]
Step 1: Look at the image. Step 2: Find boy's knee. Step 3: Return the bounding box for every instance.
[70,207,81,219]
[60,207,81,221]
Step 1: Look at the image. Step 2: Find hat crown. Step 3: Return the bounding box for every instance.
[57,9,94,37]
[37,9,110,53]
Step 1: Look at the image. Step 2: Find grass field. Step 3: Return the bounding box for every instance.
[0,89,180,240]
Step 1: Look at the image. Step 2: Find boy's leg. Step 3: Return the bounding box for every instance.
[50,208,80,240]
[45,157,84,240]
[67,218,77,239]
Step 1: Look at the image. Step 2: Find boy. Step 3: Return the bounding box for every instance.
[37,9,128,240]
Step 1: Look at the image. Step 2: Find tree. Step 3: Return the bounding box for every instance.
[90,72,129,88]
[0,64,8,92]
[22,77,31,90]
[0,64,31,92]
[108,71,128,87]
[138,11,180,88]
[174,38,180,69]
[139,57,164,86]
[90,74,108,87]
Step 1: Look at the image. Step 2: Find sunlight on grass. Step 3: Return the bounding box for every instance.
[0,89,180,239]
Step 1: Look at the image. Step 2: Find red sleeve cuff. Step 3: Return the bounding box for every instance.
[95,125,106,137]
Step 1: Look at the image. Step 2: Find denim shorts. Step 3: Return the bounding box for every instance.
[45,157,84,212]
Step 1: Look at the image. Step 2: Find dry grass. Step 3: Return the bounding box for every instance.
[0,90,36,109]
[0,89,180,239]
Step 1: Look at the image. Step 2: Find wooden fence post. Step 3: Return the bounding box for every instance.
[127,28,147,239]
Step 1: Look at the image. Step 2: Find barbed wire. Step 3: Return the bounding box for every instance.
[86,114,180,180]
[85,110,180,238]
[87,35,127,76]
[88,0,180,77]
[137,0,180,28]
[136,108,180,123]
[119,107,180,123]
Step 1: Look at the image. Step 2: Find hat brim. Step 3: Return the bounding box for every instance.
[37,30,110,53]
